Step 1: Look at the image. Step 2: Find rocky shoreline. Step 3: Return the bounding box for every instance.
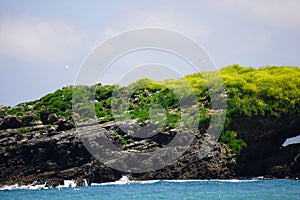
[0,113,300,188]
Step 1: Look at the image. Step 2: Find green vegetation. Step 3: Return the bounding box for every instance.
[1,65,299,155]
[114,130,127,146]
[7,108,23,116]
[220,130,247,154]
[29,86,73,120]
[221,65,300,117]
[19,127,31,134]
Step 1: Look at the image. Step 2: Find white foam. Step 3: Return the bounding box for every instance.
[164,179,260,183]
[0,184,20,190]
[91,178,259,186]
[0,180,78,191]
[92,175,132,186]
[57,180,77,189]
[83,179,88,186]
[90,183,102,186]
[91,175,159,186]
[135,180,161,184]
[210,179,258,183]
[0,182,48,190]
[0,178,260,190]
[164,179,208,183]
[117,175,131,184]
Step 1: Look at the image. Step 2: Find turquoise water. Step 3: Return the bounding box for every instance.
[1,180,300,200]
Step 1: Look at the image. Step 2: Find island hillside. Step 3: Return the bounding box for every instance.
[0,65,299,187]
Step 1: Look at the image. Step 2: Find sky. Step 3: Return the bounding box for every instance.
[0,0,300,106]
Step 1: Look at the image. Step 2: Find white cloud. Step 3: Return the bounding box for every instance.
[211,0,300,30]
[0,15,87,64]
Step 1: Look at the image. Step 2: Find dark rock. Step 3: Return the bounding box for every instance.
[267,165,291,178]
[55,119,74,131]
[40,112,59,125]
[233,114,300,177]
[47,114,59,124]
[22,115,34,126]
[290,146,300,176]
[40,111,49,125]
[0,115,23,129]
[0,114,300,186]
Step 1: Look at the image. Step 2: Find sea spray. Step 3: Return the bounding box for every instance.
[0,182,48,190]
[83,179,88,186]
[57,180,77,189]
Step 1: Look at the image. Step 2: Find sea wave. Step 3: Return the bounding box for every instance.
[0,182,49,191]
[0,175,263,190]
[90,175,261,186]
[0,179,88,191]
[209,179,259,183]
[157,179,258,183]
[91,175,161,186]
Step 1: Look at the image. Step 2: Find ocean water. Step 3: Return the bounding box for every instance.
[1,178,299,200]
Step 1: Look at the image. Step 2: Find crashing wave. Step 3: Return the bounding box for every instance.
[57,180,77,189]
[0,177,262,190]
[0,182,48,190]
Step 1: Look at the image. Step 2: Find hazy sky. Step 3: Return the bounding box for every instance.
[0,0,300,106]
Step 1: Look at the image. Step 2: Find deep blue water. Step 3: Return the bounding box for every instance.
[1,179,300,200]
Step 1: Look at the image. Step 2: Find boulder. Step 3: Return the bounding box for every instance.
[21,115,34,126]
[40,111,49,125]
[47,114,59,124]
[55,119,74,131]
[40,112,59,125]
[267,165,291,178]
[0,115,23,129]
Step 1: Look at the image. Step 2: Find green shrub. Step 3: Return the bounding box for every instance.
[113,131,127,146]
[121,137,127,146]
[19,127,31,133]
[95,85,116,101]
[220,130,247,154]
[23,106,32,112]
[131,110,149,122]
[7,109,23,116]
[56,111,70,118]
[34,113,41,121]
[0,109,7,117]
[221,65,300,117]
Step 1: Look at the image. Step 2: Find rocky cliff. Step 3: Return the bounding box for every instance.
[231,114,300,178]
[0,113,299,187]
[0,116,235,187]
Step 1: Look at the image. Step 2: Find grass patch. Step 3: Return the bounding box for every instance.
[19,127,31,134]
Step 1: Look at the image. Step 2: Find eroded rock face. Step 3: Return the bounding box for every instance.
[232,114,300,178]
[0,125,122,187]
[133,140,235,180]
[0,120,234,187]
[0,114,300,187]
